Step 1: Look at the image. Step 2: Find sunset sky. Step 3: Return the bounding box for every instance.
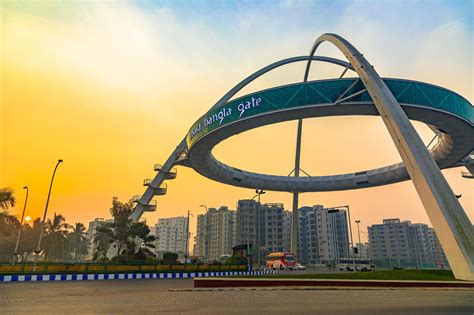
[1,0,472,242]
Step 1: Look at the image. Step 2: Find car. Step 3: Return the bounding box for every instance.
[293,263,306,270]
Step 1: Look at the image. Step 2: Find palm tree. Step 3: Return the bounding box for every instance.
[93,223,113,261]
[0,210,20,236]
[0,187,15,210]
[43,213,71,261]
[68,223,89,261]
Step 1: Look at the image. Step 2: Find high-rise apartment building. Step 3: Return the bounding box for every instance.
[155,216,188,258]
[297,205,350,264]
[236,200,291,265]
[368,218,449,269]
[195,206,236,260]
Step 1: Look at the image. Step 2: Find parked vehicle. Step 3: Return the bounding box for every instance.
[293,263,306,270]
[218,254,231,262]
[337,259,373,271]
[266,252,296,270]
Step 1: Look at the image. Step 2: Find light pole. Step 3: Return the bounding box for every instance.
[355,220,361,257]
[185,210,193,259]
[251,190,265,267]
[13,186,29,263]
[252,189,265,203]
[327,205,355,271]
[35,159,63,255]
[199,205,209,260]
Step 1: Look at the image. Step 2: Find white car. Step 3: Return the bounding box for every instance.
[294,263,306,270]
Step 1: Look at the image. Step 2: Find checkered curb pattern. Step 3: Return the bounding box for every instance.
[0,270,274,282]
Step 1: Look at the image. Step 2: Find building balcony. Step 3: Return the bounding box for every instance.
[154,164,177,179]
[143,180,168,195]
[131,195,142,203]
[131,196,156,212]
[143,200,157,212]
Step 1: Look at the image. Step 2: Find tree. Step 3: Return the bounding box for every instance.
[126,221,156,255]
[0,187,15,210]
[0,210,20,236]
[93,223,113,261]
[16,218,42,260]
[109,197,134,260]
[0,187,19,239]
[162,252,179,265]
[43,213,71,261]
[0,209,20,260]
[92,197,156,263]
[68,223,90,262]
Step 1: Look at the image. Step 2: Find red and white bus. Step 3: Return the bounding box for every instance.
[266,252,296,270]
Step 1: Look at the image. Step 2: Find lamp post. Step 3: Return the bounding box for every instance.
[13,186,29,263]
[199,205,209,260]
[251,189,265,203]
[35,159,63,255]
[251,190,265,267]
[355,220,361,257]
[327,205,355,271]
[185,210,194,259]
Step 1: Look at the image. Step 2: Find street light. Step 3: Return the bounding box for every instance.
[355,220,361,253]
[185,210,194,258]
[327,205,355,271]
[251,190,265,267]
[199,205,210,260]
[251,189,266,203]
[35,159,63,255]
[13,186,29,263]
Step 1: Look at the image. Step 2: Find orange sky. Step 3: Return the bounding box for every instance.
[1,2,472,242]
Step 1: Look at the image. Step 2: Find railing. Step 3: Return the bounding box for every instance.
[143,181,167,195]
[143,200,157,212]
[131,195,142,202]
[166,168,177,180]
[0,263,248,275]
[153,164,177,179]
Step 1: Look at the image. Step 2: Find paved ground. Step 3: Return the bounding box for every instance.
[1,278,473,314]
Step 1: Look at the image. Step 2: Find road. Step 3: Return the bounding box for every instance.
[1,278,473,314]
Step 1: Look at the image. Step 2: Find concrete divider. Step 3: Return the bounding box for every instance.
[193,278,474,289]
[0,270,274,283]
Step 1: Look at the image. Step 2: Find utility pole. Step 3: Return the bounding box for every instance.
[185,210,193,258]
[252,190,265,266]
[35,159,63,255]
[355,220,361,257]
[13,186,28,263]
[199,205,209,260]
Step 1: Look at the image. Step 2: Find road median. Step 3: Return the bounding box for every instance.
[194,277,474,289]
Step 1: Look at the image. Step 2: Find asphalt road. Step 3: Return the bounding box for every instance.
[1,278,473,314]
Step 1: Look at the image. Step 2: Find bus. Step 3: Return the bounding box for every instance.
[266,252,296,270]
[337,259,373,271]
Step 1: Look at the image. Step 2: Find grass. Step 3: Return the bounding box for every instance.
[247,269,457,281]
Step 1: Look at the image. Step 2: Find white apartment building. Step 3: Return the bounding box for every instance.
[195,206,236,260]
[368,218,448,269]
[155,216,188,258]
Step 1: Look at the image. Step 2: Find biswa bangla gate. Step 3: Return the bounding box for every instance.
[131,34,474,280]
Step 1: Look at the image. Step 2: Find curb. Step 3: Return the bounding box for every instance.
[0,270,274,283]
[193,278,474,289]
[171,286,474,292]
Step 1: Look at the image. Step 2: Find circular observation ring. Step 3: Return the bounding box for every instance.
[185,77,473,192]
